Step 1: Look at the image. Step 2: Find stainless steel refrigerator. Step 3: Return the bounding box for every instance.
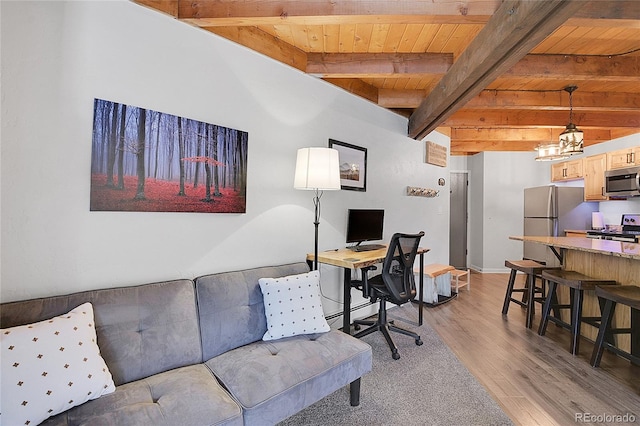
[523,185,597,267]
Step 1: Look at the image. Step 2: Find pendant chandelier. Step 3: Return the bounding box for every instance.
[558,86,584,155]
[534,143,569,161]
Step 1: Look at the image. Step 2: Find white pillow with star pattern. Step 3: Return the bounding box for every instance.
[1,302,115,426]
[259,270,330,341]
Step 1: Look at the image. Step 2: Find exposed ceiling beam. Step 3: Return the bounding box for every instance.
[572,1,640,20]
[306,53,452,77]
[442,110,640,128]
[133,0,178,16]
[450,128,636,154]
[467,91,640,111]
[451,140,554,153]
[378,89,428,109]
[323,78,379,103]
[610,128,640,140]
[147,0,640,24]
[379,89,640,110]
[451,139,613,154]
[309,52,638,80]
[407,0,588,140]
[186,15,492,26]
[451,127,614,143]
[505,54,640,82]
[449,128,640,155]
[208,26,307,71]
[176,0,501,24]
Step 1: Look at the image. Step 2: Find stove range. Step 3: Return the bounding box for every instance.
[587,214,640,243]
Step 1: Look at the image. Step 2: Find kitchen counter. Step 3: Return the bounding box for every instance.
[509,236,640,260]
[509,235,639,353]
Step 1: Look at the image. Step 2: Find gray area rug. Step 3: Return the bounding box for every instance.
[280,304,513,425]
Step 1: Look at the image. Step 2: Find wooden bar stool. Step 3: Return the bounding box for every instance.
[590,285,640,367]
[502,260,558,329]
[538,269,617,355]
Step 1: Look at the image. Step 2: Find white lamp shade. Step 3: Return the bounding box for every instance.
[294,147,341,190]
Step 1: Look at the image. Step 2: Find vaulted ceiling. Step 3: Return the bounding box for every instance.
[135,0,640,155]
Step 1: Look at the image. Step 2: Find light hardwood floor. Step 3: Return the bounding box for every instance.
[420,272,640,426]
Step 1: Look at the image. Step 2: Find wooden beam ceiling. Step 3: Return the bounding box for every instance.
[138,0,640,22]
[134,0,640,155]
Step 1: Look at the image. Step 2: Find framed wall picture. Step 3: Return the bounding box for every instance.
[90,99,248,213]
[329,139,367,191]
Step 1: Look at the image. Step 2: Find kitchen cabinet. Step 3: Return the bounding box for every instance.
[607,146,640,170]
[583,153,608,201]
[551,159,583,182]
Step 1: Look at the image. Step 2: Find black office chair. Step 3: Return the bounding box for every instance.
[353,231,425,360]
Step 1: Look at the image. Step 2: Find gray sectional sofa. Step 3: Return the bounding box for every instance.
[0,262,373,425]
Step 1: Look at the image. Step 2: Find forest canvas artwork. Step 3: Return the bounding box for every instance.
[90,99,248,213]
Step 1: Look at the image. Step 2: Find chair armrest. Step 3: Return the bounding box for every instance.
[352,266,377,298]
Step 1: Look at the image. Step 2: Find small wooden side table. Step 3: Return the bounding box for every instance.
[450,269,470,293]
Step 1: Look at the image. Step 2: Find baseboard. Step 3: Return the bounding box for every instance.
[469,265,511,274]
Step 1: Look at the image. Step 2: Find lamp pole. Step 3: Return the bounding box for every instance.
[312,189,322,270]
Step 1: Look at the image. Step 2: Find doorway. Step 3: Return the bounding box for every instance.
[449,172,468,269]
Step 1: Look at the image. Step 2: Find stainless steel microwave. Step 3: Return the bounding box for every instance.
[604,166,640,197]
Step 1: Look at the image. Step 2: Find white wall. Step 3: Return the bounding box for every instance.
[452,152,553,272]
[0,0,450,323]
[465,152,549,272]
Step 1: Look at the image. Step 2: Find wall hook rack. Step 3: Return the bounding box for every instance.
[407,186,439,198]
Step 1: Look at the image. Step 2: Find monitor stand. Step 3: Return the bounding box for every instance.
[349,243,385,252]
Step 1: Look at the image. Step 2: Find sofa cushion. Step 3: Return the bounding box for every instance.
[195,262,310,360]
[0,279,202,386]
[41,364,243,426]
[1,303,116,426]
[259,270,330,341]
[206,330,372,425]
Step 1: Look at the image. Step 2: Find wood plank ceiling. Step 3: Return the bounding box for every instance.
[135,0,640,155]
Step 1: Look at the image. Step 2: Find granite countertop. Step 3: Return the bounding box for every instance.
[509,236,640,260]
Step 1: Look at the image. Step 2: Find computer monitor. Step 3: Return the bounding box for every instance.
[346,209,384,250]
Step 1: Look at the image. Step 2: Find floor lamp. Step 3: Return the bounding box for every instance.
[294,147,341,270]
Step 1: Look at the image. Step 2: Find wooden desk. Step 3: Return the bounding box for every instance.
[307,246,430,334]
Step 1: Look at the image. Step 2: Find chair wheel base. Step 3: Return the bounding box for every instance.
[354,324,361,331]
[416,338,423,346]
[392,351,400,360]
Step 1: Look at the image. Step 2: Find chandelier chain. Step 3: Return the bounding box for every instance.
[569,89,573,123]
